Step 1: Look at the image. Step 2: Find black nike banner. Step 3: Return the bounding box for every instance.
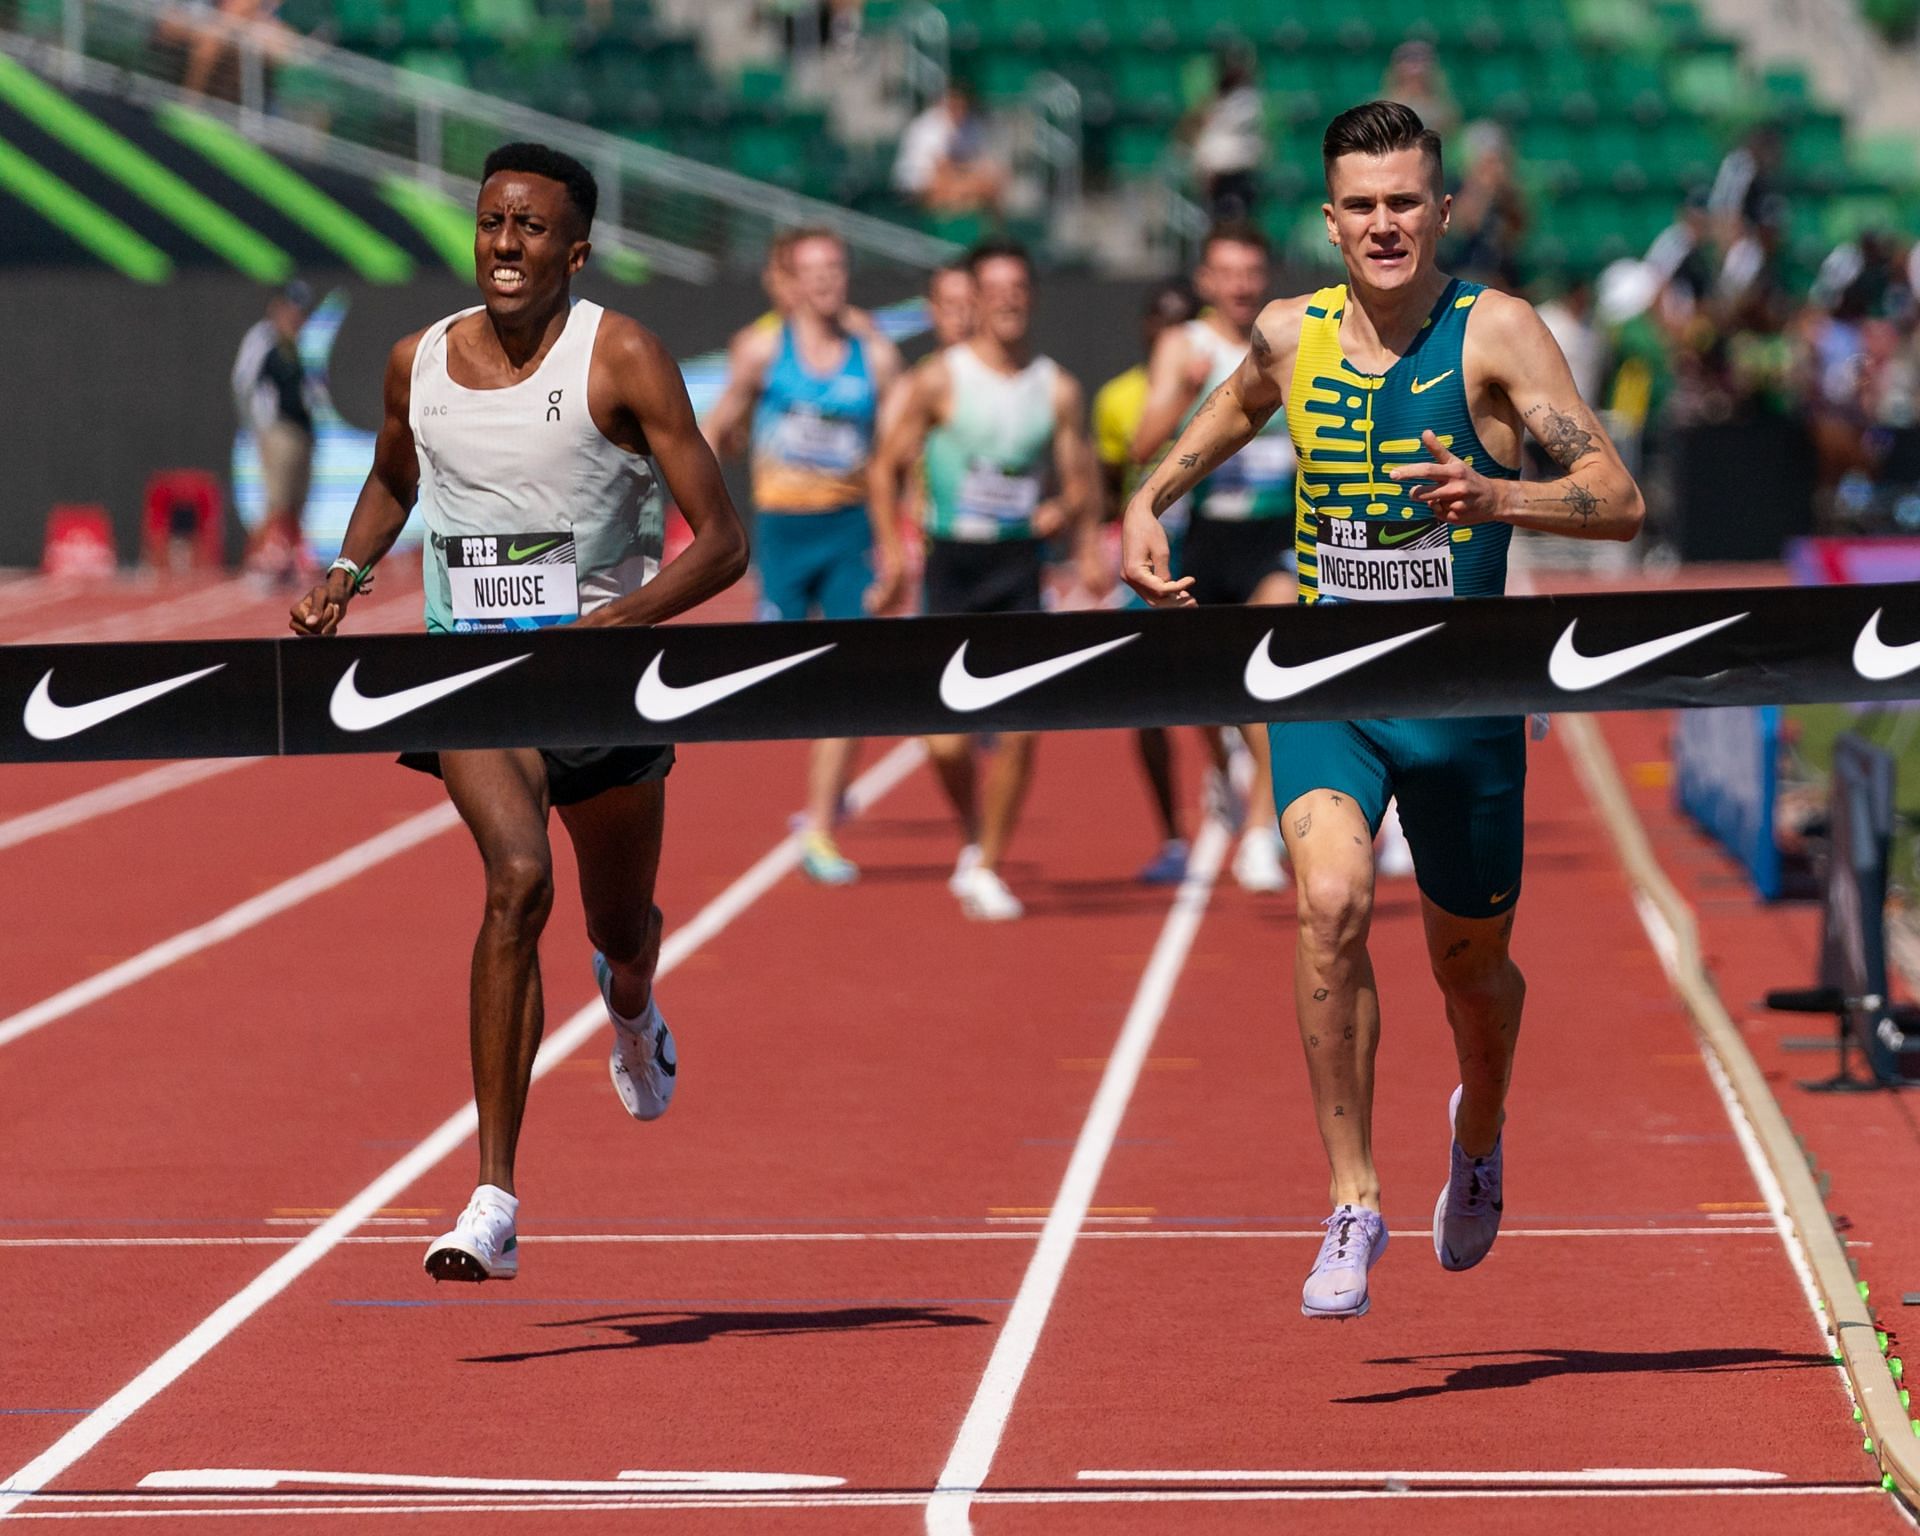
[5,582,1920,763]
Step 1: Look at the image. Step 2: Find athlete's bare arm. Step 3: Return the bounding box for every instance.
[1128,324,1208,463]
[866,352,950,614]
[1121,298,1304,606]
[289,331,423,636]
[701,322,778,461]
[1389,291,1645,541]
[577,314,749,627]
[1033,369,1094,541]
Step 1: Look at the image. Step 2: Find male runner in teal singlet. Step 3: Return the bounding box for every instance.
[1122,102,1644,1319]
[290,143,749,1283]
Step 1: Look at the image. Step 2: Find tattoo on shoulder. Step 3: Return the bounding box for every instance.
[1526,403,1599,471]
[1250,322,1272,361]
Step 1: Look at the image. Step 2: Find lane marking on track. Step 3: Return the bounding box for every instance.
[140,1467,844,1493]
[926,818,1230,1536]
[0,1484,1887,1519]
[0,1225,1784,1249]
[0,804,461,1052]
[0,738,926,1521]
[1078,1467,1790,1485]
[0,760,259,853]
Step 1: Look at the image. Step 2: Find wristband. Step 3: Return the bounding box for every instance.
[327,556,374,594]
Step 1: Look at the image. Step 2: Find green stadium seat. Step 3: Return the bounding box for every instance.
[1784,113,1848,190]
[734,64,786,105]
[1602,54,1668,121]
[1762,65,1813,113]
[1647,117,1721,190]
[1853,132,1920,190]
[401,0,460,47]
[333,0,399,52]
[462,0,537,43]
[1666,52,1744,119]
[1109,122,1169,177]
[1111,50,1183,122]
[978,53,1038,105]
[397,48,470,87]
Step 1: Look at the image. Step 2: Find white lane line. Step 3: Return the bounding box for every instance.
[0,1225,1783,1250]
[925,817,1229,1536]
[0,761,259,853]
[141,1468,843,1493]
[0,805,461,1052]
[0,1485,1885,1519]
[1079,1467,1789,1485]
[13,581,262,646]
[0,738,925,1520]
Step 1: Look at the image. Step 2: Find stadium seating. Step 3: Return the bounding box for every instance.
[248,0,1907,280]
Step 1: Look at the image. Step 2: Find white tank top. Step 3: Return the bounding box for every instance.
[1180,317,1295,522]
[410,299,662,633]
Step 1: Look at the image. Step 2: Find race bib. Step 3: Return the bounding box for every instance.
[772,408,864,473]
[1313,515,1454,602]
[950,460,1042,540]
[444,531,580,632]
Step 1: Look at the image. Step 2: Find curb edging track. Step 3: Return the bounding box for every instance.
[1561,711,1918,1509]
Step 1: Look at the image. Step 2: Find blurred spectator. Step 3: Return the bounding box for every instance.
[1708,125,1783,246]
[1446,121,1527,290]
[1537,275,1606,402]
[231,280,316,584]
[1717,193,1790,314]
[893,81,1007,215]
[771,0,864,55]
[925,262,978,348]
[1644,187,1717,321]
[153,0,297,103]
[1379,41,1460,139]
[1185,51,1265,221]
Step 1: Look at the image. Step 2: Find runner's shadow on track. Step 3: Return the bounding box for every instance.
[462,1305,990,1365]
[1338,1346,1834,1404]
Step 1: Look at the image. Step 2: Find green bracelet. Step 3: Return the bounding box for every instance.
[327,556,374,594]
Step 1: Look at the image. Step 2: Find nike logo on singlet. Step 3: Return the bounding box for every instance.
[1546,614,1746,692]
[506,538,562,562]
[22,664,225,741]
[329,655,530,732]
[1854,609,1920,680]
[938,635,1138,713]
[634,644,834,722]
[1243,625,1443,702]
[1409,370,1454,395]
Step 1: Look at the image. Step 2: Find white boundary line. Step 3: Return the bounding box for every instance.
[924,818,1229,1536]
[0,761,260,853]
[0,738,925,1519]
[0,805,462,1052]
[0,1224,1782,1251]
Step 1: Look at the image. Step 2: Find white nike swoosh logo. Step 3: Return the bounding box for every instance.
[23,664,226,741]
[1853,608,1920,680]
[329,655,530,732]
[939,634,1137,713]
[1547,613,1746,692]
[1243,625,1442,702]
[634,643,834,722]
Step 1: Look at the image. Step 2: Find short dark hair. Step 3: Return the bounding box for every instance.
[965,238,1033,278]
[1321,101,1443,192]
[1200,218,1270,262]
[482,142,599,234]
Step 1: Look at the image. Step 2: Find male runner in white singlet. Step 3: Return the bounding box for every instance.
[290,144,749,1282]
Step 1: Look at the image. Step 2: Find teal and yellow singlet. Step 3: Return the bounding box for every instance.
[1288,278,1517,604]
[1269,275,1529,920]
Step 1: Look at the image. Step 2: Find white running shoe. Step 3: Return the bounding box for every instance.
[424,1185,518,1283]
[1376,799,1415,879]
[596,950,677,1121]
[949,843,983,895]
[954,862,1024,921]
[1233,826,1290,892]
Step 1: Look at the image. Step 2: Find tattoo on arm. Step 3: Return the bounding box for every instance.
[1312,987,1329,1001]
[1526,403,1599,471]
[1443,939,1469,960]
[1244,397,1281,431]
[1525,482,1602,526]
[1250,322,1272,362]
[1177,452,1200,470]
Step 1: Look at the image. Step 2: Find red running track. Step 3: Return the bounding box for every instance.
[0,574,1908,1533]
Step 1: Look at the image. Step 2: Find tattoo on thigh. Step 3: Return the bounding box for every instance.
[1312,987,1329,1001]
[1333,1105,1346,1117]
[1353,836,1363,846]
[1343,1026,1354,1041]
[1308,1033,1320,1047]
[1330,794,1343,806]
[1295,812,1313,837]
[1443,939,1469,960]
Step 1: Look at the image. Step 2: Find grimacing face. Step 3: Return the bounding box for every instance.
[786,235,850,321]
[1322,147,1449,297]
[972,255,1032,346]
[1196,238,1269,333]
[475,172,588,318]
